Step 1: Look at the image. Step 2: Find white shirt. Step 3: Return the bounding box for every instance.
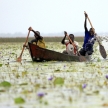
[64,40,79,55]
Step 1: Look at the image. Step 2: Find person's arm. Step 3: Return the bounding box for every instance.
[28,27,43,39]
[90,33,97,43]
[61,31,67,44]
[74,41,79,49]
[32,29,43,39]
[84,13,88,31]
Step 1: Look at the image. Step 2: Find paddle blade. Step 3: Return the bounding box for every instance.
[79,55,86,62]
[16,47,24,62]
[99,44,107,59]
[16,30,30,62]
[16,57,22,62]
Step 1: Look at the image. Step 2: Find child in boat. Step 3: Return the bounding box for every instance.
[61,31,79,56]
[28,27,46,48]
[79,12,96,61]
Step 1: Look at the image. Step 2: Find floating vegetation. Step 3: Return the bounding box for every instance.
[14,97,25,104]
[0,64,2,67]
[54,69,61,72]
[19,83,28,86]
[0,89,5,92]
[0,81,11,87]
[22,71,28,77]
[0,42,108,107]
[53,77,64,85]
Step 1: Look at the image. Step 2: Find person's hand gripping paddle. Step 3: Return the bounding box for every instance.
[65,31,86,62]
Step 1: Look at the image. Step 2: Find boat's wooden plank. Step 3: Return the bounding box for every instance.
[28,42,80,62]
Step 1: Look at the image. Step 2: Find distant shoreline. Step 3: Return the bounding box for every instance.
[0,36,84,42]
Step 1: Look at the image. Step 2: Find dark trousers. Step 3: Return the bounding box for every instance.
[79,48,93,56]
[79,48,86,56]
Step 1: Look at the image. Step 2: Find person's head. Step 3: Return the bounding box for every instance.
[34,31,41,38]
[36,31,40,36]
[89,28,95,36]
[69,34,74,42]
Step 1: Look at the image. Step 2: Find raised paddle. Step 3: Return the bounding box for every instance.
[66,33,86,62]
[84,11,107,59]
[17,30,30,62]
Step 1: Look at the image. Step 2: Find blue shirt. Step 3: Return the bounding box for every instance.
[82,30,95,50]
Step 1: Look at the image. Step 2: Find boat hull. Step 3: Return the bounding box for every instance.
[28,42,80,62]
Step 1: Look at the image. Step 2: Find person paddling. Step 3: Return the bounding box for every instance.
[29,27,46,48]
[61,31,79,56]
[24,27,46,49]
[79,12,96,61]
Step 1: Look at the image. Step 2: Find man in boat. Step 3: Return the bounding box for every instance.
[61,31,79,56]
[25,27,46,48]
[79,12,96,61]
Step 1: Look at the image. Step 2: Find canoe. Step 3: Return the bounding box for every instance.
[28,42,80,62]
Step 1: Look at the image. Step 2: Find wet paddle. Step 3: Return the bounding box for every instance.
[96,38,107,59]
[84,11,107,59]
[17,30,30,62]
[66,33,86,62]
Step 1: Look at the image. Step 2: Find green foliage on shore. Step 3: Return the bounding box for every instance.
[0,36,84,42]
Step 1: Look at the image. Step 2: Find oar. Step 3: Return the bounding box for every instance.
[84,11,107,59]
[17,30,30,62]
[66,34,86,62]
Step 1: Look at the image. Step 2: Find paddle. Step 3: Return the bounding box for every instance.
[84,11,107,59]
[66,33,86,62]
[17,30,30,62]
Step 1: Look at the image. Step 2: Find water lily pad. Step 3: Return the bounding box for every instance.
[15,73,20,78]
[55,69,61,72]
[14,97,25,104]
[78,85,83,92]
[0,64,2,67]
[35,84,40,90]
[68,96,72,103]
[11,52,15,55]
[0,89,5,92]
[44,64,48,66]
[44,101,48,105]
[0,81,11,87]
[53,77,64,85]
[22,71,27,77]
[19,83,28,86]
[93,90,99,94]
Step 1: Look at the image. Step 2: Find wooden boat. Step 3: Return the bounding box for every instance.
[28,42,81,62]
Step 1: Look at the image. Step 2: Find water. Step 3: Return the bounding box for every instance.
[0,41,108,108]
